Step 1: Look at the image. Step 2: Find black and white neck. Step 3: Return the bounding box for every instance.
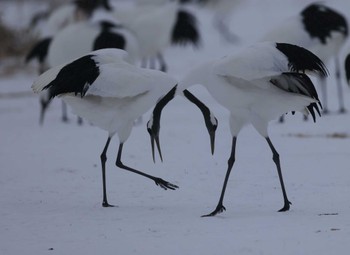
[147,85,178,162]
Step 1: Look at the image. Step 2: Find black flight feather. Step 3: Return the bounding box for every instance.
[270,72,322,122]
[172,10,201,47]
[43,54,100,99]
[276,43,329,77]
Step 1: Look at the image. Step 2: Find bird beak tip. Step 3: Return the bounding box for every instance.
[155,135,163,163]
[210,132,216,155]
[150,136,156,163]
[150,133,163,163]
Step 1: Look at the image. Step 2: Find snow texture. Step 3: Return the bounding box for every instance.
[1,0,350,254]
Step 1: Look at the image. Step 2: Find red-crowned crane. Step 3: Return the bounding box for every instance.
[32,48,218,207]
[175,42,327,216]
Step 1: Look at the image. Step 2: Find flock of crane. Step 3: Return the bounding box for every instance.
[25,0,350,216]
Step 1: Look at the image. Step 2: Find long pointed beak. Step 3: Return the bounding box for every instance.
[209,130,215,155]
[147,85,177,163]
[150,134,163,163]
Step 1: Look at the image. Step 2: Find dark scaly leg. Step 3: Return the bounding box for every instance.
[318,77,329,114]
[157,52,167,73]
[334,57,346,113]
[265,137,291,212]
[101,137,113,207]
[202,137,237,217]
[39,98,49,125]
[61,101,69,122]
[115,143,178,190]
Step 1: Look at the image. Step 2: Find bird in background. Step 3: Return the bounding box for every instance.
[31,48,218,207]
[181,0,243,43]
[173,42,328,216]
[111,0,201,72]
[26,0,112,71]
[261,3,348,120]
[26,0,112,125]
[42,17,140,125]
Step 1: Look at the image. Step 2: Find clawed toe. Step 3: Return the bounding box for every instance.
[102,201,116,207]
[155,178,179,190]
[202,204,226,217]
[278,201,292,212]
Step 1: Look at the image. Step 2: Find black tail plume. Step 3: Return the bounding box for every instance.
[270,72,322,122]
[172,10,201,48]
[276,43,329,77]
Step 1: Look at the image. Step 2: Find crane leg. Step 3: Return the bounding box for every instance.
[266,137,291,212]
[202,137,237,217]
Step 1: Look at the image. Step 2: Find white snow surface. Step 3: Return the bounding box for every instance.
[1,0,350,254]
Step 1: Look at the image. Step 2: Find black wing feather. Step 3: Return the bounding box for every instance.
[276,43,329,77]
[270,72,322,122]
[43,54,100,99]
[172,10,201,47]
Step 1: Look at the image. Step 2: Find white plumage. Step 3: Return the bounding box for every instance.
[39,3,82,38]
[114,1,177,57]
[48,20,139,67]
[32,48,179,207]
[111,0,201,72]
[177,42,328,216]
[194,0,243,43]
[40,0,111,37]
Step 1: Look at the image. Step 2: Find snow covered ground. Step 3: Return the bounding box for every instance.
[1,0,350,254]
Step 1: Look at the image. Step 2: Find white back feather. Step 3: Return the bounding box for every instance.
[214,42,288,81]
